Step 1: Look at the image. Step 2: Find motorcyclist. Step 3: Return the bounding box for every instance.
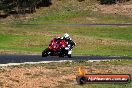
[56,33,76,57]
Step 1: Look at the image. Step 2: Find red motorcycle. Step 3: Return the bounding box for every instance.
[42,38,71,58]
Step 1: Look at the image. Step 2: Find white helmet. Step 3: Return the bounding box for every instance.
[63,33,70,38]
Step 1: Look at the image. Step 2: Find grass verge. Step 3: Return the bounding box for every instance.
[0,25,132,56]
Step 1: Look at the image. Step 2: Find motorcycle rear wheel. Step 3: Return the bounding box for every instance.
[59,54,64,57]
[67,54,71,58]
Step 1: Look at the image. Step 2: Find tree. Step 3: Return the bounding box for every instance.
[0,0,16,15]
[0,0,52,17]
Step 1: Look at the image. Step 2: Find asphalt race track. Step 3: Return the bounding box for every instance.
[1,23,132,64]
[0,24,131,64]
[0,55,131,64]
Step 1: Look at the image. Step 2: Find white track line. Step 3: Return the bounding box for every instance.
[0,60,111,67]
[0,60,73,66]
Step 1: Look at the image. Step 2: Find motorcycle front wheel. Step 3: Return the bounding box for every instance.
[42,48,50,57]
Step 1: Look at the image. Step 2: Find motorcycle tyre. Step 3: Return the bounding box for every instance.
[67,54,71,58]
[42,48,50,57]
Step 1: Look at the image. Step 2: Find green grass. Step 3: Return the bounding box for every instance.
[0,25,132,56]
[0,34,51,53]
[25,0,132,24]
[100,59,132,65]
[26,10,132,24]
[7,0,131,25]
[0,0,132,56]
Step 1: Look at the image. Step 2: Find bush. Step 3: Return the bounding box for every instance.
[100,0,115,4]
[99,0,130,4]
[77,0,85,2]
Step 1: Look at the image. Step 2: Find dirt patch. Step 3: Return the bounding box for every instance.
[0,50,18,55]
[0,66,76,88]
[0,50,38,55]
[95,4,132,17]
[67,17,99,24]
[0,62,131,88]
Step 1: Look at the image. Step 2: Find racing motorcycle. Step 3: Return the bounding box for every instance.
[42,38,71,58]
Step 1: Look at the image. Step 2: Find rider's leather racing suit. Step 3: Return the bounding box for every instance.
[56,37,76,55]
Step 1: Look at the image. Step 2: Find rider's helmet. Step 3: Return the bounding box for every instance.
[63,33,70,40]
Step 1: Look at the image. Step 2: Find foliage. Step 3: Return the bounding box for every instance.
[99,0,130,4]
[0,0,52,16]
